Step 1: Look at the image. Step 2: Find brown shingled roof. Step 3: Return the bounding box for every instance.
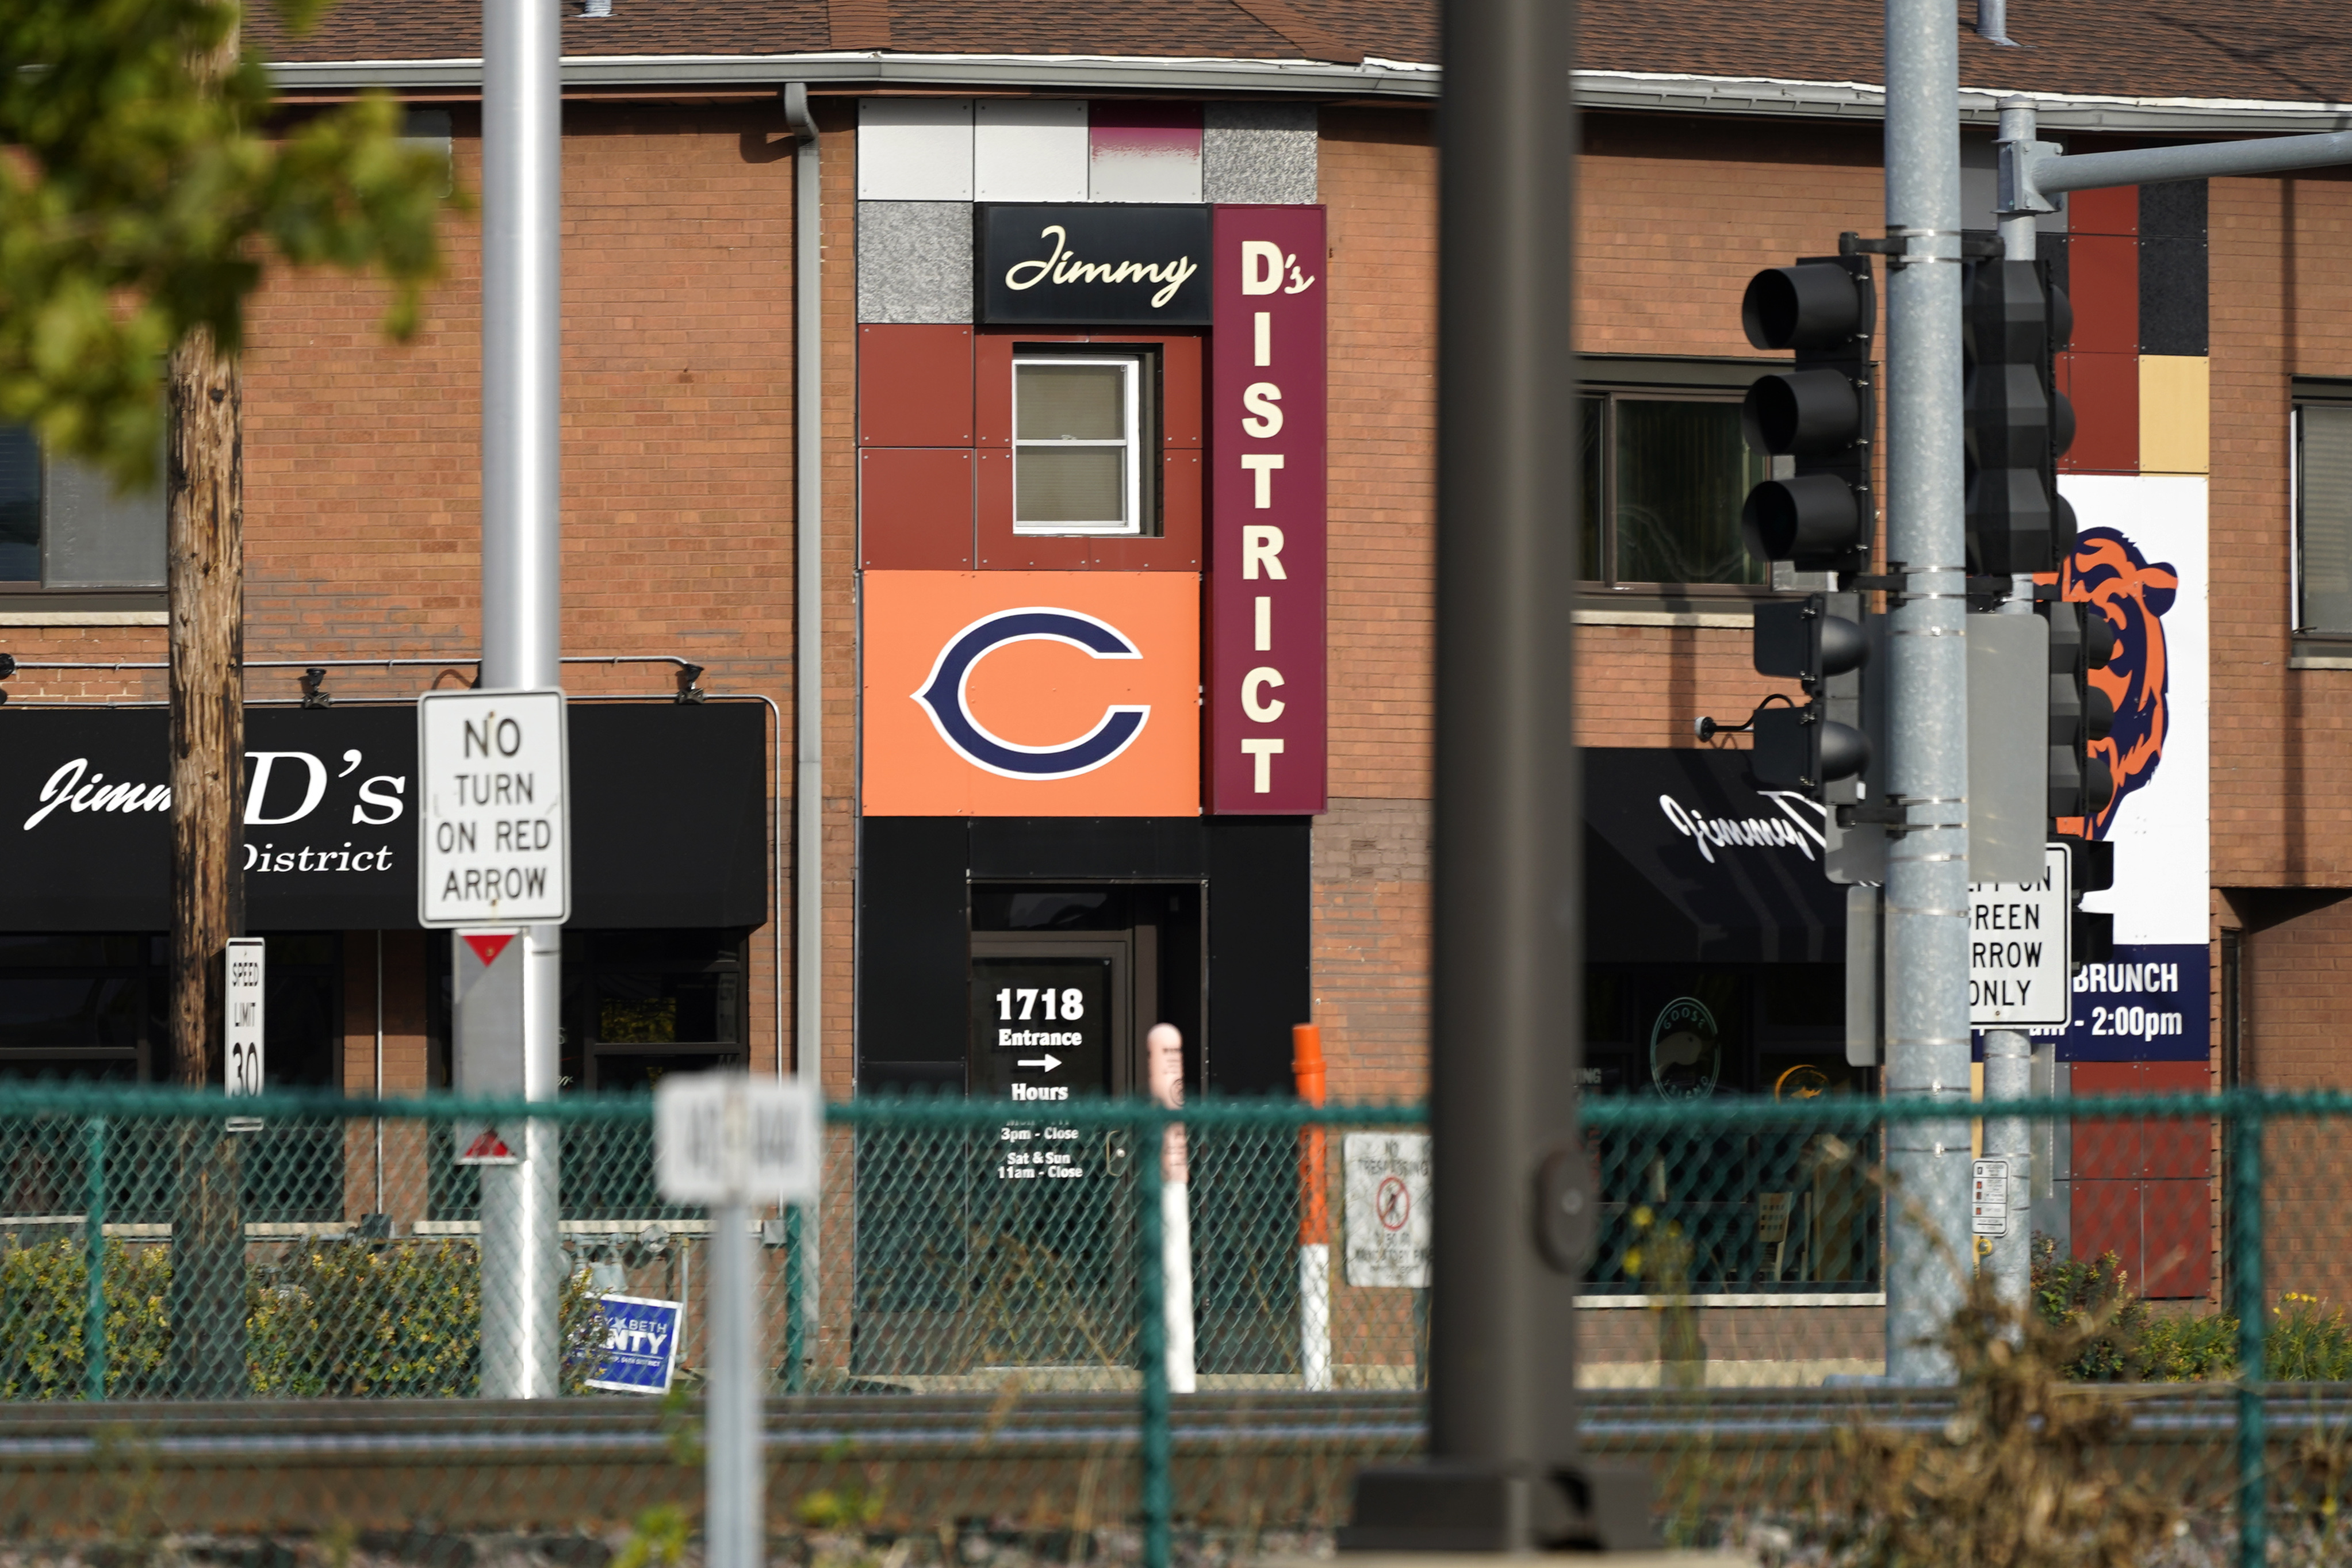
[1580,0,2352,106]
[248,0,1414,67]
[256,0,2352,109]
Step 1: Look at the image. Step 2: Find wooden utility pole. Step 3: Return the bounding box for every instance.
[168,323,244,1092]
[164,0,250,1381]
[167,316,248,1399]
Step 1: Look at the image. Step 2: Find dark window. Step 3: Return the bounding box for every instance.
[1581,962,1878,1294]
[561,929,750,1094]
[1580,390,1771,589]
[2296,388,2352,635]
[0,424,166,594]
[427,929,744,1224]
[0,933,161,1081]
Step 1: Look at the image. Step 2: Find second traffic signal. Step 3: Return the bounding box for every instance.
[2042,598,2116,827]
[1964,258,2075,577]
[1736,255,1876,573]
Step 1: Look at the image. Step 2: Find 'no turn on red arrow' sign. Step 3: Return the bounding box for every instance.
[417,689,570,927]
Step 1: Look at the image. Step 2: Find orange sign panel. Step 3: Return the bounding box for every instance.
[863,572,1200,816]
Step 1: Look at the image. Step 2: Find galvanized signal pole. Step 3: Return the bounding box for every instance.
[1878,0,1975,1385]
[476,0,565,1398]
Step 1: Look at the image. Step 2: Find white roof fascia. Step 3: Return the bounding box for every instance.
[1576,68,2352,135]
[269,49,1442,97]
[266,52,2352,133]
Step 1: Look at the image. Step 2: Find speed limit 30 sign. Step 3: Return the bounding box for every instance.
[226,937,264,1133]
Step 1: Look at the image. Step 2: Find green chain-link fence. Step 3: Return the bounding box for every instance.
[1,1085,2349,1565]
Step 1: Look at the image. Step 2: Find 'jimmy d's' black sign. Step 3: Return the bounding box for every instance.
[1,701,768,931]
[976,204,1212,326]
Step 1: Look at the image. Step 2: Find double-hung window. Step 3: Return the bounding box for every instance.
[1580,358,1815,593]
[1013,352,1157,536]
[0,422,166,601]
[2295,381,2352,638]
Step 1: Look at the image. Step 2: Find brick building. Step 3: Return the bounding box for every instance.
[2,0,2350,1374]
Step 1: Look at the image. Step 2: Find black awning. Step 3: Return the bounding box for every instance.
[0,701,769,931]
[1584,746,1845,965]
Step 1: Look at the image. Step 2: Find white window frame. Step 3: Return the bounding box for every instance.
[2293,394,2352,638]
[1012,354,1142,536]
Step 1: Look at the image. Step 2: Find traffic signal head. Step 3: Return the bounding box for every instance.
[2043,599,2116,824]
[1737,256,1875,575]
[1749,596,1871,795]
[1752,597,1868,687]
[1964,258,2075,577]
[2069,837,2114,968]
[1753,704,1871,794]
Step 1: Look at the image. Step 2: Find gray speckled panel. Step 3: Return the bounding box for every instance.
[1203,103,1317,205]
[857,201,973,324]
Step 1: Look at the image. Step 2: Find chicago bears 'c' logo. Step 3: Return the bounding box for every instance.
[2062,527,2178,839]
[911,608,1150,780]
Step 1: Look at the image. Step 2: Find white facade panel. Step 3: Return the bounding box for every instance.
[1090,144,1203,204]
[974,100,1088,202]
[859,98,974,201]
[2059,474,2209,948]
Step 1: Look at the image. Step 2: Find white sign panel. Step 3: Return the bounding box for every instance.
[417,689,570,927]
[1971,1158,2010,1237]
[1343,1132,1431,1289]
[656,1073,822,1206]
[1968,843,2069,1028]
[225,937,265,1132]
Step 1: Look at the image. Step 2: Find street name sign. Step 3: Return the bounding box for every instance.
[417,689,570,927]
[655,1073,822,1206]
[1968,842,2070,1028]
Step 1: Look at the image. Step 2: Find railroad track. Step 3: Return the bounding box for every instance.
[0,1386,2340,1536]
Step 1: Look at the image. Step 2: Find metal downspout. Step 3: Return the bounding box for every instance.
[783,82,824,1378]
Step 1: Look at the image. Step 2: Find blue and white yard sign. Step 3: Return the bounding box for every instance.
[588,1294,683,1394]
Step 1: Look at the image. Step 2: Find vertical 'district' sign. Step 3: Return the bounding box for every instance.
[1209,205,1327,814]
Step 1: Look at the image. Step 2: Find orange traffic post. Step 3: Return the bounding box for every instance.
[1293,1023,1331,1389]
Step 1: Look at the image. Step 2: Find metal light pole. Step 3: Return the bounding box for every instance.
[1978,95,2044,1324]
[1880,0,1973,1383]
[704,1196,762,1568]
[476,0,565,1399]
[1339,0,1646,1550]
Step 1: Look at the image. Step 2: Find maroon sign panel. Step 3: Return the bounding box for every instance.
[1208,205,1327,815]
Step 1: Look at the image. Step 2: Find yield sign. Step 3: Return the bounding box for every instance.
[459,1126,515,1163]
[463,931,517,967]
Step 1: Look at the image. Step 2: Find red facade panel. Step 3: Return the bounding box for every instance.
[2070,1060,2143,1178]
[2065,235,2141,354]
[2071,1178,2141,1283]
[860,448,975,570]
[2067,185,2139,237]
[2140,1180,2212,1299]
[2142,1060,2214,1179]
[859,325,975,448]
[2056,351,2140,473]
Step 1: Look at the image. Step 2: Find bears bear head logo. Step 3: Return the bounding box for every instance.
[2057,527,2177,840]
